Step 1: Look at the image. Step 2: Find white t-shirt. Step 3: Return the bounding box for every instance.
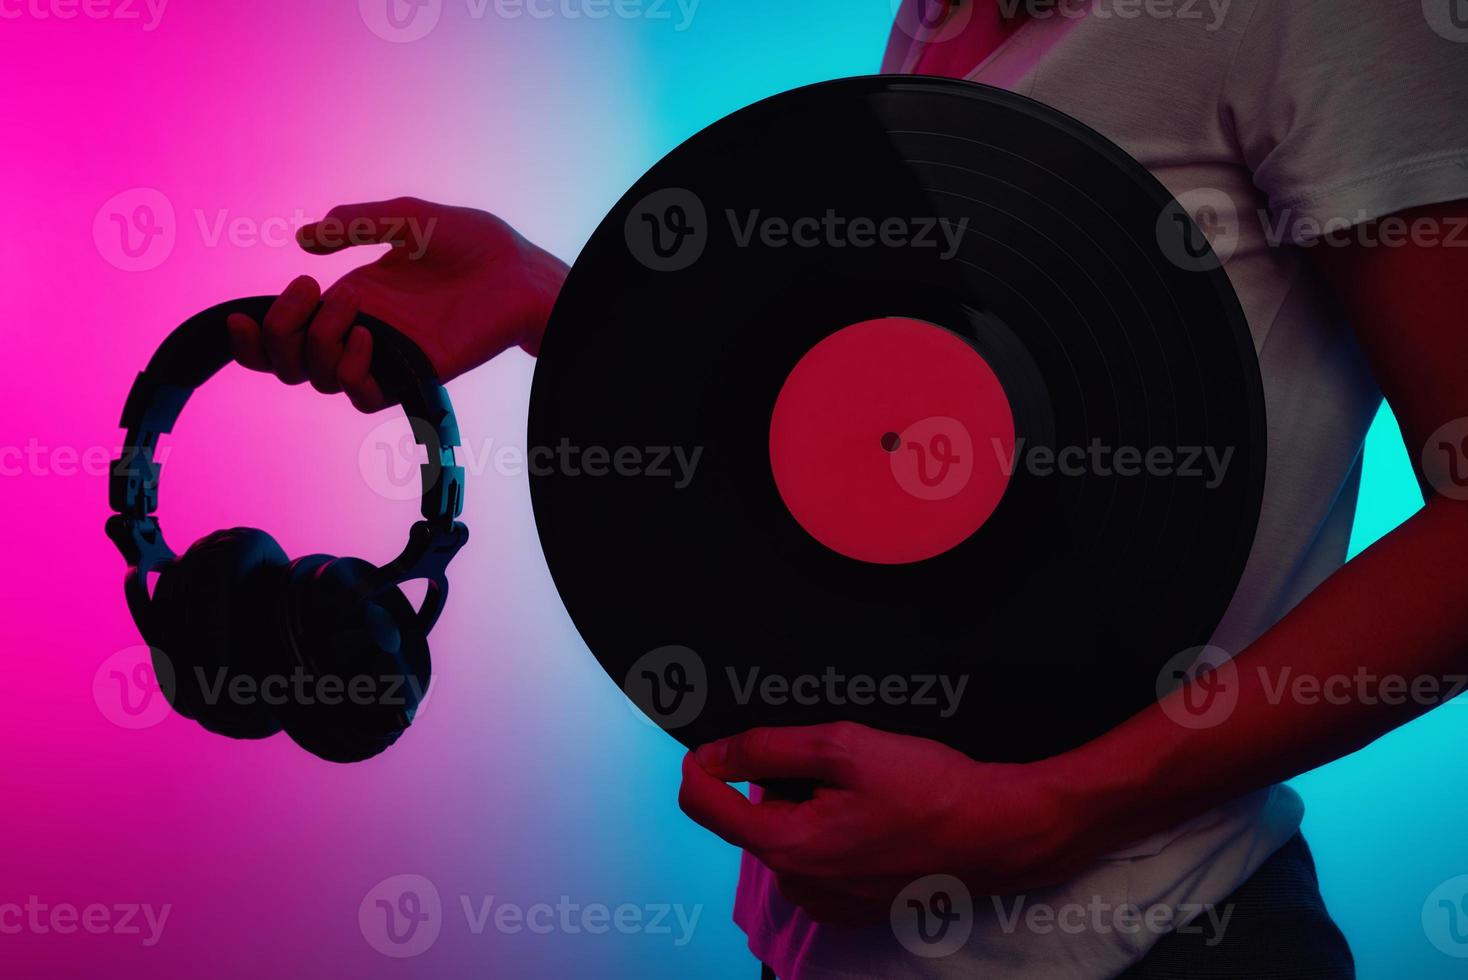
[736,2,1468,976]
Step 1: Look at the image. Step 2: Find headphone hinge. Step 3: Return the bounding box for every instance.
[105,514,175,571]
[386,519,469,582]
[378,519,468,634]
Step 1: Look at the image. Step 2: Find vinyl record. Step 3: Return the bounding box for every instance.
[529,76,1264,763]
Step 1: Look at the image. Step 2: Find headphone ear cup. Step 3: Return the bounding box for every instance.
[277,556,431,764]
[148,527,291,740]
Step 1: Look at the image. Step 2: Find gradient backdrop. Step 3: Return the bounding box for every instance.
[3,2,1465,977]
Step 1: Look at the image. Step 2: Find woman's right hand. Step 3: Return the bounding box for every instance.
[226,197,568,411]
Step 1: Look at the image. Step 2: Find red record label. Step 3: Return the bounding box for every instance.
[768,317,1016,565]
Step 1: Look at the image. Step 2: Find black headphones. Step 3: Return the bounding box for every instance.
[107,296,468,763]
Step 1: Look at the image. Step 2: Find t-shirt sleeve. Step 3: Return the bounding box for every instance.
[1222,0,1468,244]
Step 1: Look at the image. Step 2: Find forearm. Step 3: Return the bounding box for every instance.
[1051,492,1468,860]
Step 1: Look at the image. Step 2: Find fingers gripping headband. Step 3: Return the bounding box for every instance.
[106,296,468,640]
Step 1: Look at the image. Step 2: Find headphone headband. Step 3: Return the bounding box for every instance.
[109,296,464,524]
[107,296,468,636]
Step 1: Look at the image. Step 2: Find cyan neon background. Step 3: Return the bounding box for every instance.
[5,2,1464,977]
